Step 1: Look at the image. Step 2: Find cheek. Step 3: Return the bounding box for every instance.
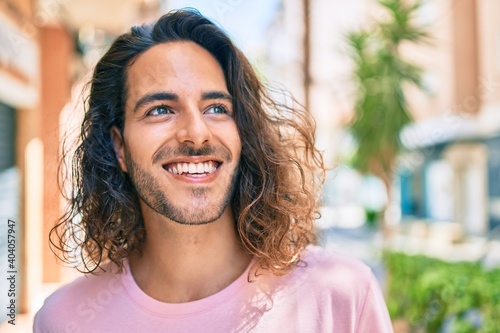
[234,140,242,160]
[123,124,162,158]
[228,126,242,160]
[122,133,150,165]
[125,143,151,165]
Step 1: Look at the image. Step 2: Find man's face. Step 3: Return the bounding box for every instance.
[112,41,241,225]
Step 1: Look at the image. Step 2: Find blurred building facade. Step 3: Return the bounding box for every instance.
[1,0,38,321]
[399,0,500,236]
[266,0,500,237]
[266,0,372,166]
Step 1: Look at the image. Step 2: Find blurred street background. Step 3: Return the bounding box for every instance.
[1,0,499,331]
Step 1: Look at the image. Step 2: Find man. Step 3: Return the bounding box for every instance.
[35,9,394,332]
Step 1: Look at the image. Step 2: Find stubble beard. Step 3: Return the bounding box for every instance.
[123,149,239,226]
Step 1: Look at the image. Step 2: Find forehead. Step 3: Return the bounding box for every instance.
[125,41,228,106]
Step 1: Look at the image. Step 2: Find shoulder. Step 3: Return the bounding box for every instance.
[283,245,379,304]
[247,246,392,332]
[34,262,126,332]
[259,245,377,297]
[291,246,393,331]
[300,245,374,285]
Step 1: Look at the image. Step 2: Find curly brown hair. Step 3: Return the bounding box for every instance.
[50,9,325,276]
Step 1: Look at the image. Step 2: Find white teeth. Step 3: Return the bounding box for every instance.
[168,161,219,175]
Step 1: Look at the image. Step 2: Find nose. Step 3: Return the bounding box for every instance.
[175,107,212,146]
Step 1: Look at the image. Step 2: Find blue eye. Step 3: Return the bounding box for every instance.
[147,106,172,116]
[206,105,228,114]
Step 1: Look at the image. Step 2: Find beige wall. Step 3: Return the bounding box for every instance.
[477,0,500,102]
[452,0,479,115]
[39,25,73,283]
[403,0,480,122]
[476,0,500,133]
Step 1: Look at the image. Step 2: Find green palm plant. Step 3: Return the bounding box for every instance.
[346,0,429,229]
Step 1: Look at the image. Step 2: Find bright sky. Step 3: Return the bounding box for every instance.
[168,0,280,59]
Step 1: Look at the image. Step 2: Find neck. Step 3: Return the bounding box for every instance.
[129,205,251,303]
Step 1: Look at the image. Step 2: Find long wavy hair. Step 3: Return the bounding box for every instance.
[51,9,325,276]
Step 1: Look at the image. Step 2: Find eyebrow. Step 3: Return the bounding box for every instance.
[133,92,178,113]
[201,91,233,102]
[132,91,233,113]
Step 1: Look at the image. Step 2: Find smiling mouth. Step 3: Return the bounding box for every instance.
[163,161,221,177]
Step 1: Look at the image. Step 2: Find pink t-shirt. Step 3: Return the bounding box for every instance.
[34,246,393,332]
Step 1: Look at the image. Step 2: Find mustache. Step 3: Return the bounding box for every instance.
[152,144,232,164]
